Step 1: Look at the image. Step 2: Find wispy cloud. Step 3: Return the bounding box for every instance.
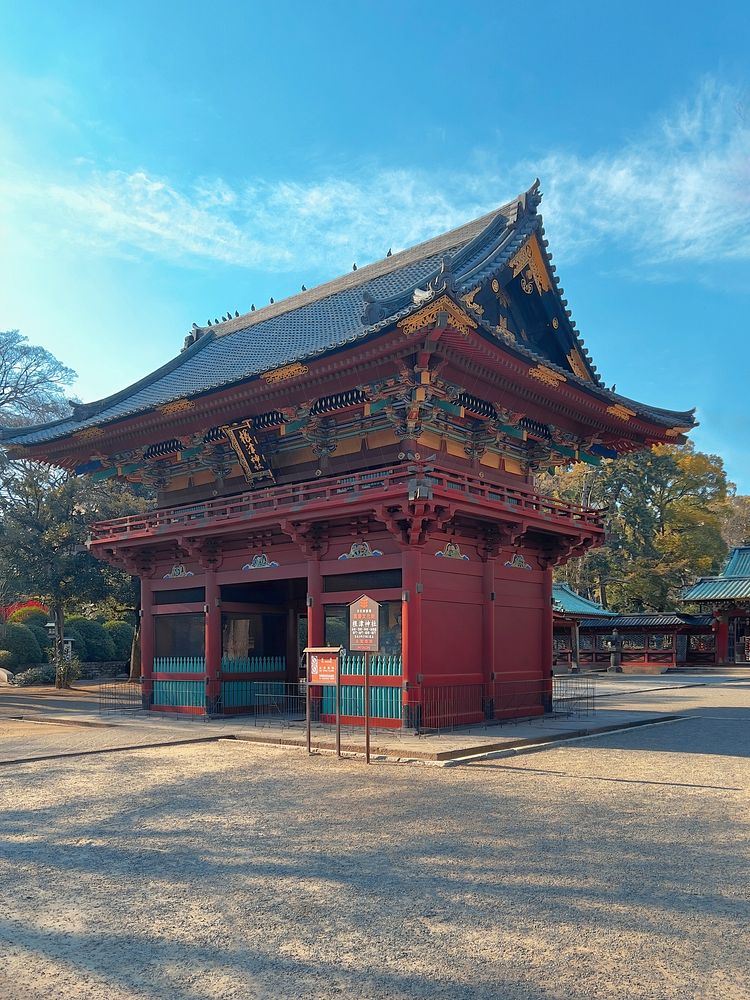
[1,77,748,278]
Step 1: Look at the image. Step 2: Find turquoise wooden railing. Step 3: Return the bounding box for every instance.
[152,680,204,708]
[221,680,287,709]
[153,656,205,673]
[340,654,402,676]
[321,684,402,720]
[221,656,286,674]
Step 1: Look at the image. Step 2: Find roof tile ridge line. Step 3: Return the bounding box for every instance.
[206,190,536,341]
[361,209,528,327]
[66,332,217,423]
[535,219,602,388]
[457,216,537,289]
[1,414,75,441]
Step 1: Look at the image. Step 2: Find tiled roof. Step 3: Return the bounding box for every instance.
[1,181,697,448]
[552,583,614,617]
[682,546,750,602]
[579,614,713,629]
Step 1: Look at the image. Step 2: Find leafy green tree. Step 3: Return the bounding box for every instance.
[0,463,148,685]
[547,443,729,611]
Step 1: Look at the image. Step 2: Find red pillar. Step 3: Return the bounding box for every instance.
[715,615,729,664]
[140,578,154,710]
[482,558,496,685]
[204,571,222,714]
[402,547,422,728]
[307,558,324,646]
[541,568,554,711]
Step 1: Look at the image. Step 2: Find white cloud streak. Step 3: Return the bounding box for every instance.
[2,78,748,278]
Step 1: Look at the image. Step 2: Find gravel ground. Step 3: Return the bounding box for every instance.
[0,684,748,1000]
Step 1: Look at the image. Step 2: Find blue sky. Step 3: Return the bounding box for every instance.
[1,1,748,489]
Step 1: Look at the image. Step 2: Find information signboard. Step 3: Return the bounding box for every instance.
[349,595,380,653]
[309,651,338,685]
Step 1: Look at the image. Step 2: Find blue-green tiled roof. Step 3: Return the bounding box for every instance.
[552,583,614,617]
[682,546,750,602]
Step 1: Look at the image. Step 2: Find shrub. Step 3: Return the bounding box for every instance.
[0,650,14,671]
[0,622,43,668]
[27,625,51,663]
[8,608,50,630]
[12,663,56,686]
[103,621,135,662]
[57,654,82,688]
[64,624,88,661]
[65,616,116,662]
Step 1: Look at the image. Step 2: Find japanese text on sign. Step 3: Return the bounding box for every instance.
[349,595,380,652]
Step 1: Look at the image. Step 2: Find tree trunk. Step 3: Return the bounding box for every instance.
[53,600,65,689]
[598,574,609,610]
[129,621,141,682]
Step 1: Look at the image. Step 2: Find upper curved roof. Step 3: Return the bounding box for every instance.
[552,583,614,617]
[1,181,697,448]
[682,546,750,602]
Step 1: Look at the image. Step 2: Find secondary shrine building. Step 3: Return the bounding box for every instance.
[2,181,696,724]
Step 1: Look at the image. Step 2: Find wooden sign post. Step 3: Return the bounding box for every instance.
[304,647,341,756]
[348,595,380,764]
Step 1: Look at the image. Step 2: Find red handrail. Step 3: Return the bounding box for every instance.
[89,462,605,543]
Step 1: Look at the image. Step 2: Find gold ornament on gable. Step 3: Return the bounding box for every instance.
[397,295,477,337]
[508,236,552,295]
[263,362,309,385]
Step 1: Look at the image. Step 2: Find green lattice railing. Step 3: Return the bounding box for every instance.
[340,654,402,676]
[221,656,286,674]
[152,680,204,708]
[322,684,402,720]
[153,656,205,673]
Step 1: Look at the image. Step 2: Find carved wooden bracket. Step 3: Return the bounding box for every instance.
[279,519,329,559]
[376,502,454,547]
[178,536,224,570]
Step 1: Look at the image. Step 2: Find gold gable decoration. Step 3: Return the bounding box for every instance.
[566,349,591,382]
[398,295,477,338]
[665,425,693,437]
[528,365,567,388]
[460,286,484,316]
[222,421,275,484]
[606,404,637,422]
[508,236,552,295]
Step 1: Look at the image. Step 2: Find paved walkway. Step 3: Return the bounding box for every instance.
[0,674,743,764]
[0,679,747,1000]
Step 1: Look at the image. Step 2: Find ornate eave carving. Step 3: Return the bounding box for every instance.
[606,403,637,422]
[528,365,567,388]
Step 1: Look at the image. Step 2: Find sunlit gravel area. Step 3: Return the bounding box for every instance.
[1,683,748,1000]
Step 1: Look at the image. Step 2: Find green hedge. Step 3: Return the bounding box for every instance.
[65,617,116,662]
[0,622,43,668]
[103,621,134,662]
[12,664,56,686]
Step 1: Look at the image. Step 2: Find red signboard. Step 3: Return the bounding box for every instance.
[309,652,338,684]
[349,595,380,652]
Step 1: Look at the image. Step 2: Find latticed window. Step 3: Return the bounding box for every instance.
[649,633,673,650]
[621,634,646,650]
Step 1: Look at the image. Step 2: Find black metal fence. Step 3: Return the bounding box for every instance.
[98,679,143,714]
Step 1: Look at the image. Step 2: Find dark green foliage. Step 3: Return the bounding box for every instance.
[104,620,135,662]
[0,621,43,667]
[27,624,50,662]
[12,663,56,686]
[0,649,14,670]
[65,616,116,662]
